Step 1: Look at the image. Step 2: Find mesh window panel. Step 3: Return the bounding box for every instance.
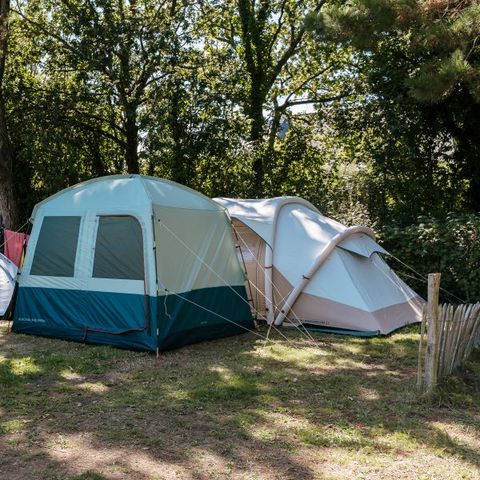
[30,216,81,277]
[93,216,144,280]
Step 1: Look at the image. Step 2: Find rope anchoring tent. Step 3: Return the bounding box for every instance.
[157,220,318,347]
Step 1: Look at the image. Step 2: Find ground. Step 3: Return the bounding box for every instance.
[0,322,479,480]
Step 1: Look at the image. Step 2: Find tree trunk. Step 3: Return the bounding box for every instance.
[88,138,106,177]
[169,83,189,185]
[0,0,17,228]
[248,82,267,195]
[248,90,265,142]
[124,103,139,174]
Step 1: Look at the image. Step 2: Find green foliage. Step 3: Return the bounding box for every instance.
[191,146,257,198]
[381,213,480,302]
[407,49,476,103]
[1,0,479,307]
[313,0,480,104]
[310,0,480,213]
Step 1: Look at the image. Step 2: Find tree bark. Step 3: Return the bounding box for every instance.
[0,0,17,228]
[247,78,266,142]
[169,82,189,185]
[88,137,106,177]
[248,84,267,194]
[124,103,139,174]
[237,0,268,194]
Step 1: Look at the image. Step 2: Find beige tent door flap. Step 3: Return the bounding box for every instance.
[232,219,266,317]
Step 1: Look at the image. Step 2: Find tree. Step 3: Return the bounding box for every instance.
[199,0,350,193]
[0,0,17,228]
[309,0,480,211]
[14,0,191,174]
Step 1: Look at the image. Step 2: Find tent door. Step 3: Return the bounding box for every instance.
[84,214,150,335]
[231,219,266,317]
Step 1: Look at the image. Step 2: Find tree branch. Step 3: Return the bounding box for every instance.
[267,0,288,61]
[268,0,326,88]
[282,63,336,106]
[281,92,350,109]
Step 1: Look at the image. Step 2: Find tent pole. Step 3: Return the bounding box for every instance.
[274,226,377,326]
[265,244,274,325]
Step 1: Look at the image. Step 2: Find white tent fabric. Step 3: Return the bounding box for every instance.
[215,196,423,335]
[0,252,18,316]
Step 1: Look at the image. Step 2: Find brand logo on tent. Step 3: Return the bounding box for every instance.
[17,317,47,324]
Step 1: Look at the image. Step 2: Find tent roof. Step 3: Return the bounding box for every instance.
[33,175,222,219]
[215,197,321,246]
[214,197,388,257]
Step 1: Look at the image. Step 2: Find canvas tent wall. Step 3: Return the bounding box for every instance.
[13,175,253,351]
[0,253,18,317]
[215,197,423,335]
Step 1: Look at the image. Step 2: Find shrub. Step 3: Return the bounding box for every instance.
[380,213,480,302]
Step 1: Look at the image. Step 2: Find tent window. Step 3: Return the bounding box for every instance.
[30,216,81,277]
[93,216,144,280]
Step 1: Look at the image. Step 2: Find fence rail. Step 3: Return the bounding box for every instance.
[417,273,480,395]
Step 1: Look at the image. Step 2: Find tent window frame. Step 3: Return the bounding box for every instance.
[92,214,146,281]
[30,215,82,277]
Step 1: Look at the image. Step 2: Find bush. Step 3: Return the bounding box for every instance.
[380,213,480,302]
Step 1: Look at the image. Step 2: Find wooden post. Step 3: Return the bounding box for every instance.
[417,307,427,391]
[424,273,441,396]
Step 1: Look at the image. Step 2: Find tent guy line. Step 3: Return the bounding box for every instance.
[0,219,30,251]
[162,289,269,342]
[388,254,466,304]
[157,219,270,321]
[157,219,315,347]
[233,224,322,346]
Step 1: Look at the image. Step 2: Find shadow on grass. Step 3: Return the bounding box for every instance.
[0,321,479,479]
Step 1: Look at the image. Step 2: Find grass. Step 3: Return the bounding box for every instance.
[0,322,479,480]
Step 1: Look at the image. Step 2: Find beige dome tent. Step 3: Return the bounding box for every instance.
[215,197,423,336]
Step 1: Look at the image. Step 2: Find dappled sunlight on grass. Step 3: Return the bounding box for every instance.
[8,357,42,376]
[425,420,480,460]
[0,418,30,434]
[356,386,380,401]
[295,424,375,450]
[60,370,86,381]
[43,432,197,480]
[0,322,479,479]
[76,382,110,394]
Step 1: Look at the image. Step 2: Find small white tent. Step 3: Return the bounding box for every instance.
[0,253,18,317]
[215,197,423,335]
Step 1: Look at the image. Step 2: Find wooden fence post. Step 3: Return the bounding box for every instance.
[424,273,441,396]
[417,308,427,391]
